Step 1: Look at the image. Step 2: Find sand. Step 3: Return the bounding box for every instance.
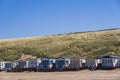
[0,70,120,80]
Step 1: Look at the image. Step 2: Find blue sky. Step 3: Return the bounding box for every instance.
[0,0,120,39]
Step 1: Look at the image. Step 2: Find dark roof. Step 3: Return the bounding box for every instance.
[101,56,120,58]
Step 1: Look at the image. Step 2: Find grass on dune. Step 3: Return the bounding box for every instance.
[0,29,120,60]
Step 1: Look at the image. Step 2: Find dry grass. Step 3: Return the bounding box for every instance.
[0,29,120,60]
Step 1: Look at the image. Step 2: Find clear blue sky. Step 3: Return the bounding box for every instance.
[0,0,120,39]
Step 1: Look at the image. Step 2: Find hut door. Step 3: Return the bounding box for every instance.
[113,59,118,68]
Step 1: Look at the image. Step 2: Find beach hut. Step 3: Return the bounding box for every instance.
[0,61,5,71]
[4,61,13,72]
[26,59,41,72]
[55,58,71,71]
[69,57,86,71]
[85,59,101,71]
[100,56,120,69]
[40,58,56,71]
[12,60,27,72]
[62,58,71,71]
